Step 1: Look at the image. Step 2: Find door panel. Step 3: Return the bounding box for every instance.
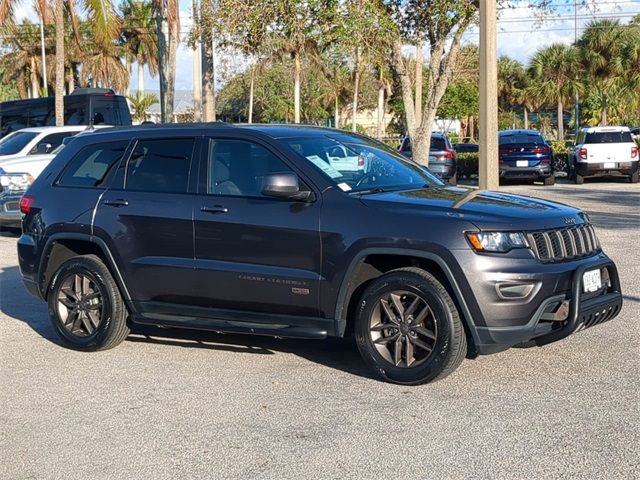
[93,136,198,305]
[192,137,322,317]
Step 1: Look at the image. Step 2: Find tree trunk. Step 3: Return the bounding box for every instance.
[30,57,40,98]
[67,70,74,94]
[523,107,528,130]
[54,0,64,126]
[192,0,202,122]
[334,95,339,129]
[248,63,255,123]
[469,116,475,140]
[415,35,423,121]
[376,78,385,139]
[557,99,564,140]
[156,13,168,122]
[412,128,433,168]
[601,98,608,126]
[137,62,145,94]
[125,58,131,96]
[166,20,179,122]
[293,51,301,124]
[351,46,361,133]
[202,28,215,122]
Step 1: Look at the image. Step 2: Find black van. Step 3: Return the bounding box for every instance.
[0,88,132,138]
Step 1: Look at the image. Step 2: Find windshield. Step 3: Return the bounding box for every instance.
[283,135,444,193]
[0,131,38,155]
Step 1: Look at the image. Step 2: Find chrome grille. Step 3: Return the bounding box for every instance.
[527,224,600,262]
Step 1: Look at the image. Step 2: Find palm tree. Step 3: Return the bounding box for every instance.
[152,0,180,122]
[578,20,627,126]
[498,56,528,123]
[120,0,158,95]
[127,91,158,122]
[0,21,46,98]
[528,43,582,140]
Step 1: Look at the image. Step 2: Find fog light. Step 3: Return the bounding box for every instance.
[496,282,535,299]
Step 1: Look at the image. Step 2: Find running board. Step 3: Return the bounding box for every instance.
[130,309,331,340]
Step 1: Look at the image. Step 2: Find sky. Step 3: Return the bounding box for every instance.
[10,0,640,92]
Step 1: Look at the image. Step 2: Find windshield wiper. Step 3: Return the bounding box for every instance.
[352,184,430,195]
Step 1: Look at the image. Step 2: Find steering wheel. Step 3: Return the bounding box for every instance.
[354,172,378,188]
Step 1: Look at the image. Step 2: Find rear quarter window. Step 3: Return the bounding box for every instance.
[57,141,129,188]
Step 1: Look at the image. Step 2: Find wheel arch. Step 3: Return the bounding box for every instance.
[38,233,131,303]
[334,248,482,354]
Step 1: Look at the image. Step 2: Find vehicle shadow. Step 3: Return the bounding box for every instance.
[0,264,374,380]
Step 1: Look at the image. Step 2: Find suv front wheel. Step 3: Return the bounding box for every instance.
[354,267,467,385]
[47,255,130,351]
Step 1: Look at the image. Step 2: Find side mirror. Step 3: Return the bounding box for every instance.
[36,143,52,154]
[261,172,312,201]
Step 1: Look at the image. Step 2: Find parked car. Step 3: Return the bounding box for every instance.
[17,124,622,385]
[0,88,131,138]
[0,127,110,227]
[570,126,638,184]
[398,133,458,184]
[453,142,479,154]
[0,125,97,163]
[498,129,555,185]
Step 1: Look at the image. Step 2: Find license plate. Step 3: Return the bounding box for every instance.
[604,162,615,169]
[516,160,528,167]
[583,269,602,293]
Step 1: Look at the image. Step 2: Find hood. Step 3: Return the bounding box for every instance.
[0,154,54,174]
[359,186,587,231]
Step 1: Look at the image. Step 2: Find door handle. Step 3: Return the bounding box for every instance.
[201,205,228,214]
[103,199,129,207]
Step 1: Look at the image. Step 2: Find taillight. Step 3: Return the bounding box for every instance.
[445,149,455,159]
[498,147,510,155]
[19,194,34,214]
[632,146,638,159]
[532,146,551,154]
[579,148,588,160]
[541,158,551,164]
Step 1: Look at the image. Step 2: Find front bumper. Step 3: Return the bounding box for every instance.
[473,257,622,354]
[0,192,23,227]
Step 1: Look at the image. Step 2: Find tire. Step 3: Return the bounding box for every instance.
[47,254,129,351]
[543,174,555,186]
[447,172,458,186]
[575,173,584,185]
[630,171,639,183]
[354,267,467,385]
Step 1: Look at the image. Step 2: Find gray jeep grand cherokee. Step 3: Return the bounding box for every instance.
[17,125,622,385]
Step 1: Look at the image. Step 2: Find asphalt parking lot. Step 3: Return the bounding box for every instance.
[1,180,638,480]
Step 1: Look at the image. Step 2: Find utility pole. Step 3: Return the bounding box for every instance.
[479,0,499,190]
[39,20,48,95]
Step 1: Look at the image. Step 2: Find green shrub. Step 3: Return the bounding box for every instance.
[456,152,479,178]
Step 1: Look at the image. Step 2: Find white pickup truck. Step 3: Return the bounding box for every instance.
[570,126,638,184]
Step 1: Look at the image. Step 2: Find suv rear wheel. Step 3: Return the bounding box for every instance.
[47,255,129,351]
[354,267,467,385]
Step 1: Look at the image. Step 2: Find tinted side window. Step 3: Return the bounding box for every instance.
[126,138,194,193]
[58,141,129,187]
[207,139,292,197]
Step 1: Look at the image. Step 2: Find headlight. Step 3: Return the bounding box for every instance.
[465,231,529,253]
[0,173,34,193]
